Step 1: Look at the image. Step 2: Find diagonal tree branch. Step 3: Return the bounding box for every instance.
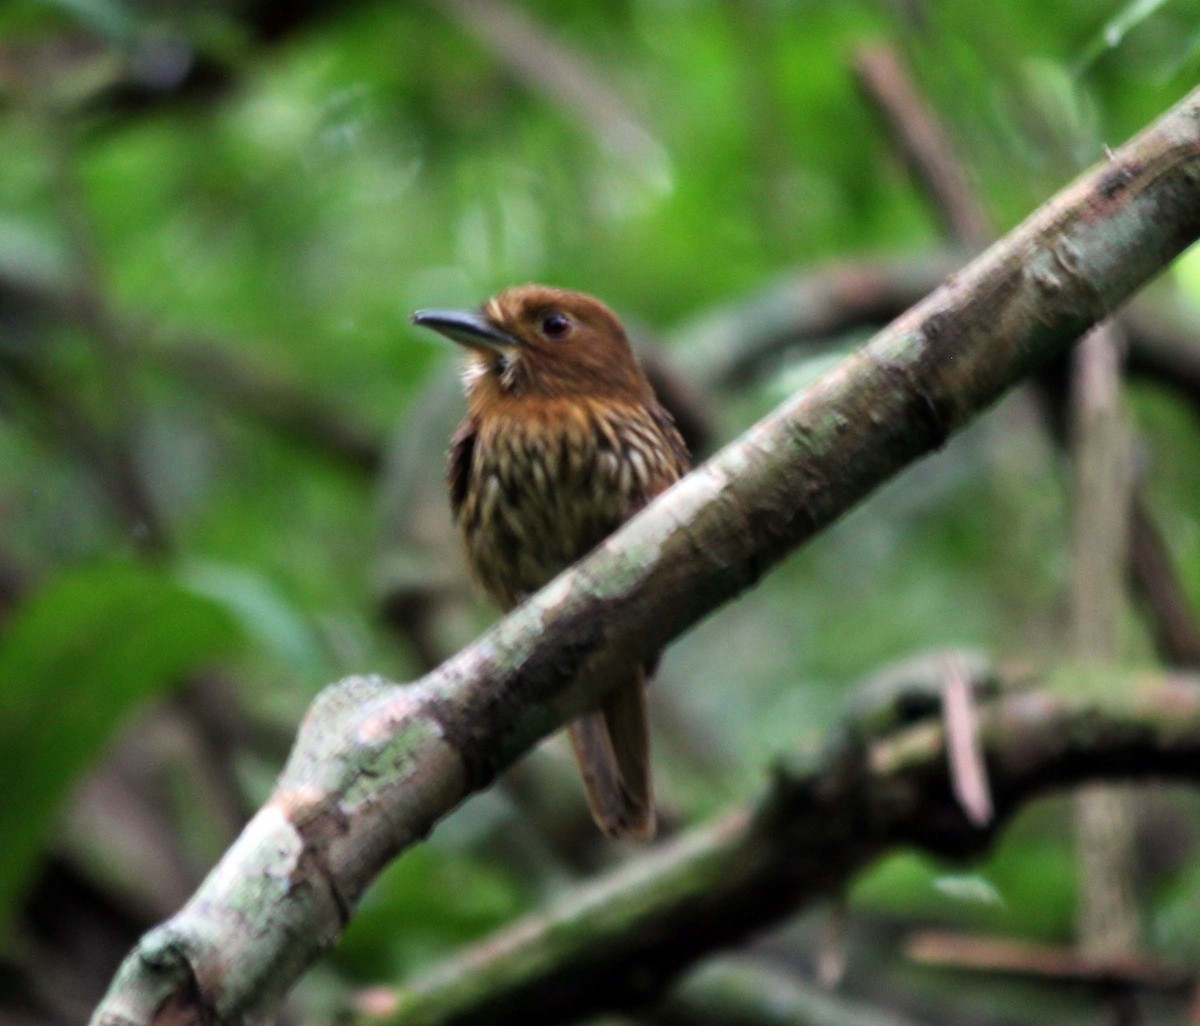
[369,659,1200,1026]
[852,43,1200,676]
[91,86,1200,1026]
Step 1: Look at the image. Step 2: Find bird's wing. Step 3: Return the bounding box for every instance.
[649,401,693,480]
[446,419,477,519]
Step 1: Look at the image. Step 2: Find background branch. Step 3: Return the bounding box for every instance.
[652,956,928,1026]
[852,46,992,248]
[1069,324,1140,957]
[677,252,1200,417]
[0,268,387,476]
[429,0,661,166]
[905,932,1194,994]
[369,659,1200,1026]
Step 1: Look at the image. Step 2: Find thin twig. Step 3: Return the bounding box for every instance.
[906,931,1192,993]
[940,653,993,827]
[853,46,993,247]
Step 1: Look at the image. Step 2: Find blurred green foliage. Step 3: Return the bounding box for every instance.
[0,561,240,928]
[2,0,1200,1021]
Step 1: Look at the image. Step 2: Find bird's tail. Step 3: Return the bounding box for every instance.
[568,668,655,839]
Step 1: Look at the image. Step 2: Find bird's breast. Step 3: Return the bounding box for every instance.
[451,398,679,609]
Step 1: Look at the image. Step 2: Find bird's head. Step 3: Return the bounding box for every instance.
[412,285,652,402]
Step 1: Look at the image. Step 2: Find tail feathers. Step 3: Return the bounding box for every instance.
[568,670,655,839]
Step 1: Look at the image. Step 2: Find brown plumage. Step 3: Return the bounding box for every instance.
[411,285,689,838]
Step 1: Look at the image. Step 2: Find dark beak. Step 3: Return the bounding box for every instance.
[410,309,525,352]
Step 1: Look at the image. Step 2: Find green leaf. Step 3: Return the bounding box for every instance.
[0,561,242,932]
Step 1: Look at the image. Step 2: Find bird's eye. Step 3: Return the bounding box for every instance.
[538,311,572,340]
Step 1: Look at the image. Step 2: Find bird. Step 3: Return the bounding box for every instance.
[411,285,690,838]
